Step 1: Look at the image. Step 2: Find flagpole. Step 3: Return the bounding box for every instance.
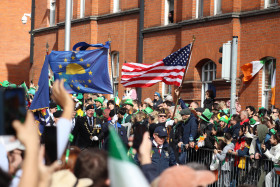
[167,36,196,142]
[171,36,196,120]
[108,34,117,118]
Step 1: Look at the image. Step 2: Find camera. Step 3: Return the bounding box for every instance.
[21,15,28,24]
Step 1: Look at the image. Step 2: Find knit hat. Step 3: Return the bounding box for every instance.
[154,92,161,97]
[198,108,213,122]
[124,99,134,106]
[94,97,104,105]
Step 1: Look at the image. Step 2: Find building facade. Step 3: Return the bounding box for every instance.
[32,0,280,109]
[0,0,31,84]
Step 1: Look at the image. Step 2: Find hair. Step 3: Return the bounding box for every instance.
[271,132,280,144]
[191,101,199,108]
[245,138,252,146]
[148,111,159,124]
[74,149,108,187]
[118,107,127,116]
[107,100,115,108]
[224,133,232,141]
[60,146,81,172]
[218,101,227,110]
[231,114,241,124]
[246,106,256,115]
[0,168,11,187]
[258,108,267,117]
[212,125,224,136]
[240,110,249,119]
[212,102,220,110]
[216,139,226,150]
[206,90,214,99]
[157,108,168,115]
[132,111,147,123]
[133,100,141,108]
[163,100,173,107]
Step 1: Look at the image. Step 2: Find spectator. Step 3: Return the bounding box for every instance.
[153,92,163,110]
[203,90,214,110]
[246,106,256,119]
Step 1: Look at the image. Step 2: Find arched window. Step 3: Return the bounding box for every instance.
[262,57,276,108]
[111,52,119,96]
[201,60,216,107]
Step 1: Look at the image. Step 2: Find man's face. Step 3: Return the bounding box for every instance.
[95,101,101,108]
[86,109,94,117]
[246,108,253,116]
[182,114,190,120]
[50,107,57,114]
[272,109,279,118]
[154,95,159,100]
[153,134,165,145]
[240,112,247,121]
[189,102,197,110]
[158,113,167,123]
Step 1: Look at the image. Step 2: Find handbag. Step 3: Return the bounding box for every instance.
[210,153,220,171]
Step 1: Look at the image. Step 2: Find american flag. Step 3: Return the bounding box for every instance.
[121,44,192,87]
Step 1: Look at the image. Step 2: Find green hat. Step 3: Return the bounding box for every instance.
[9,84,17,88]
[57,105,62,111]
[249,118,256,125]
[144,107,153,114]
[77,93,83,100]
[219,115,229,124]
[28,87,36,95]
[2,80,10,87]
[20,82,28,92]
[198,108,213,122]
[94,97,104,105]
[124,99,134,107]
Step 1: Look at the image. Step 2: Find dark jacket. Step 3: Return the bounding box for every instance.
[153,98,163,110]
[149,122,165,137]
[150,141,176,176]
[181,114,198,144]
[203,98,214,110]
[71,116,104,149]
[224,122,240,139]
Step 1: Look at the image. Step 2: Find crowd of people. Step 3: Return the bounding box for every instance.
[0,82,280,187]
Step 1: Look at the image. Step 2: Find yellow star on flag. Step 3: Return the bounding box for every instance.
[64,78,67,82]
[88,71,93,75]
[88,79,92,83]
[85,85,88,88]
[70,84,73,87]
[87,64,90,67]
[64,58,67,62]
[77,86,80,90]
[80,58,83,62]
[58,72,62,75]
[59,64,62,68]
[71,56,75,60]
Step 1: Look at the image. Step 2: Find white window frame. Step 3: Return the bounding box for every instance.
[113,0,120,13]
[80,0,85,18]
[214,0,222,15]
[111,52,119,97]
[71,0,74,19]
[196,0,203,18]
[164,0,174,25]
[162,83,172,98]
[50,0,56,26]
[201,61,216,107]
[265,0,278,8]
[261,58,276,108]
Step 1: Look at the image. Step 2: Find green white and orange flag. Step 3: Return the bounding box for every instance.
[108,128,149,187]
[241,60,265,82]
[271,70,276,106]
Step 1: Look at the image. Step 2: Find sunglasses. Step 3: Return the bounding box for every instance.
[159,115,167,118]
[272,112,278,114]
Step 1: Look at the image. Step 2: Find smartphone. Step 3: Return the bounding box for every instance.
[132,124,148,152]
[44,126,57,165]
[0,88,27,135]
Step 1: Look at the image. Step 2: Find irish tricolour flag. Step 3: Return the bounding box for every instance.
[241,60,264,82]
[271,70,276,106]
[108,128,149,187]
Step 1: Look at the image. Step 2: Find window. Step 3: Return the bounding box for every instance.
[262,57,276,108]
[113,0,120,13]
[164,0,174,25]
[49,0,56,26]
[162,83,172,98]
[111,52,119,97]
[201,61,216,107]
[265,0,278,8]
[80,0,85,18]
[196,0,203,18]
[214,0,222,15]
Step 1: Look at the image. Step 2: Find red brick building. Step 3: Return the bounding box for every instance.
[0,0,31,84]
[32,0,280,110]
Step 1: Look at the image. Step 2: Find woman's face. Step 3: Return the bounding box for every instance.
[108,103,114,110]
[211,128,217,135]
[205,92,209,99]
[270,135,278,146]
[219,121,225,127]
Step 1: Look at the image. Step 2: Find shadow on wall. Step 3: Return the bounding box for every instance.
[6,56,31,85]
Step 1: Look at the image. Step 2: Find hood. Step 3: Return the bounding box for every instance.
[257,124,268,142]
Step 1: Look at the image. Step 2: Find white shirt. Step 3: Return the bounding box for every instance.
[153,140,163,153]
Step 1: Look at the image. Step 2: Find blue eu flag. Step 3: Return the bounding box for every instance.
[49,41,113,94]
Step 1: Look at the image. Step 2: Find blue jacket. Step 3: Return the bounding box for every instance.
[151,141,176,176]
[223,123,240,139]
[181,114,198,144]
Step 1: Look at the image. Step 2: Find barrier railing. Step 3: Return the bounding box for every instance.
[181,148,280,187]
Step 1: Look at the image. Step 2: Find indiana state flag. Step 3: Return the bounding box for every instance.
[49,41,113,94]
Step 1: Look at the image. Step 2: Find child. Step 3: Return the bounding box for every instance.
[214,133,235,187]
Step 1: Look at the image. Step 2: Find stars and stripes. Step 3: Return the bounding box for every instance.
[121,44,192,87]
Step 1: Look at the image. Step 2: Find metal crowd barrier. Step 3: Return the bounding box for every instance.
[182,148,280,187]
